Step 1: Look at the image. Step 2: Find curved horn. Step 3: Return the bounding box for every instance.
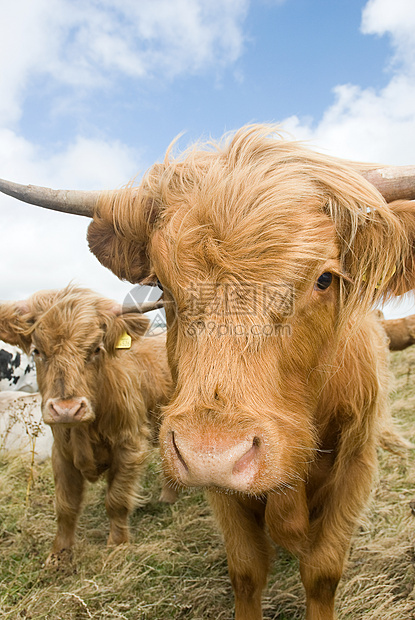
[122,299,165,314]
[0,178,100,217]
[2,162,414,218]
[360,166,415,203]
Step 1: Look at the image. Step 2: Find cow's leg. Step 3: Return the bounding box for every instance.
[208,491,270,620]
[265,480,309,557]
[105,443,149,545]
[47,445,84,565]
[300,440,377,620]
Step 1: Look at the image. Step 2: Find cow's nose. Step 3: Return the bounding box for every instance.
[45,397,89,424]
[166,430,262,491]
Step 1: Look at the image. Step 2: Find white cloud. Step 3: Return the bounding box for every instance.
[282,0,415,317]
[0,0,248,126]
[0,0,63,125]
[0,191,135,303]
[0,131,141,302]
[0,130,138,186]
[282,0,415,164]
[283,75,415,164]
[1,0,415,318]
[0,196,134,303]
[0,0,249,303]
[361,0,415,72]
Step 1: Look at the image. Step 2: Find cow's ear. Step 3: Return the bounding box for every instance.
[380,200,415,296]
[87,186,161,284]
[103,312,150,355]
[0,301,34,353]
[319,156,415,312]
[332,197,415,304]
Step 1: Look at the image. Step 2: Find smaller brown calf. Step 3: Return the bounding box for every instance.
[380,313,415,351]
[0,286,172,564]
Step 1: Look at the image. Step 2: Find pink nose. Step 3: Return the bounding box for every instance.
[165,431,262,491]
[45,397,89,424]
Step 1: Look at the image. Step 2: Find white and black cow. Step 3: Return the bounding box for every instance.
[0,342,38,393]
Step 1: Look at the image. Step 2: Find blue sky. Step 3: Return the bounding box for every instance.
[16,0,393,161]
[1,0,415,317]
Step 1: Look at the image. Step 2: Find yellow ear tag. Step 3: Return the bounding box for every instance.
[115,331,132,349]
[362,265,396,289]
[375,265,397,289]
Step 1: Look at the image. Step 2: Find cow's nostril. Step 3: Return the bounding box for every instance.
[73,401,85,417]
[171,432,189,472]
[48,402,59,419]
[232,436,261,475]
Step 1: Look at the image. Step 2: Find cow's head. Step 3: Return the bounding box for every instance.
[0,286,149,425]
[1,125,415,494]
[86,126,415,494]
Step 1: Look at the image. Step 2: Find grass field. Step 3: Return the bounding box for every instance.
[1,347,415,620]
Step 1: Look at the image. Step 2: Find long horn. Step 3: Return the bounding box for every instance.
[122,299,165,314]
[1,162,414,218]
[0,178,100,217]
[359,166,415,202]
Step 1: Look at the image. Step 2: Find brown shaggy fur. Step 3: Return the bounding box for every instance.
[86,125,415,619]
[380,313,415,351]
[0,285,172,564]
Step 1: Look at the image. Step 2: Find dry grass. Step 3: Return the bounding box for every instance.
[1,348,415,619]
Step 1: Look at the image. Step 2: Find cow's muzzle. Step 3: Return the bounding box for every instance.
[43,397,94,425]
[161,426,264,492]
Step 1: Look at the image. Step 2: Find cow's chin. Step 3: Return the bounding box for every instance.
[41,397,96,426]
[44,416,96,427]
[159,418,300,496]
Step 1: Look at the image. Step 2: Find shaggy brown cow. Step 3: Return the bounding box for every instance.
[380,313,415,350]
[0,285,172,564]
[1,125,415,618]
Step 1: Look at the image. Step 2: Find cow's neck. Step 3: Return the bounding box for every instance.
[70,425,107,481]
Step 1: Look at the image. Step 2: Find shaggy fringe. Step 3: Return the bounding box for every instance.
[90,124,415,324]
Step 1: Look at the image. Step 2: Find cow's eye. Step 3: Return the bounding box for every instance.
[91,345,102,357]
[315,272,333,291]
[86,346,102,363]
[32,347,46,362]
[156,279,164,291]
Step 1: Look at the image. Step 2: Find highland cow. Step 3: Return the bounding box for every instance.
[1,125,415,618]
[0,286,172,565]
[381,313,415,351]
